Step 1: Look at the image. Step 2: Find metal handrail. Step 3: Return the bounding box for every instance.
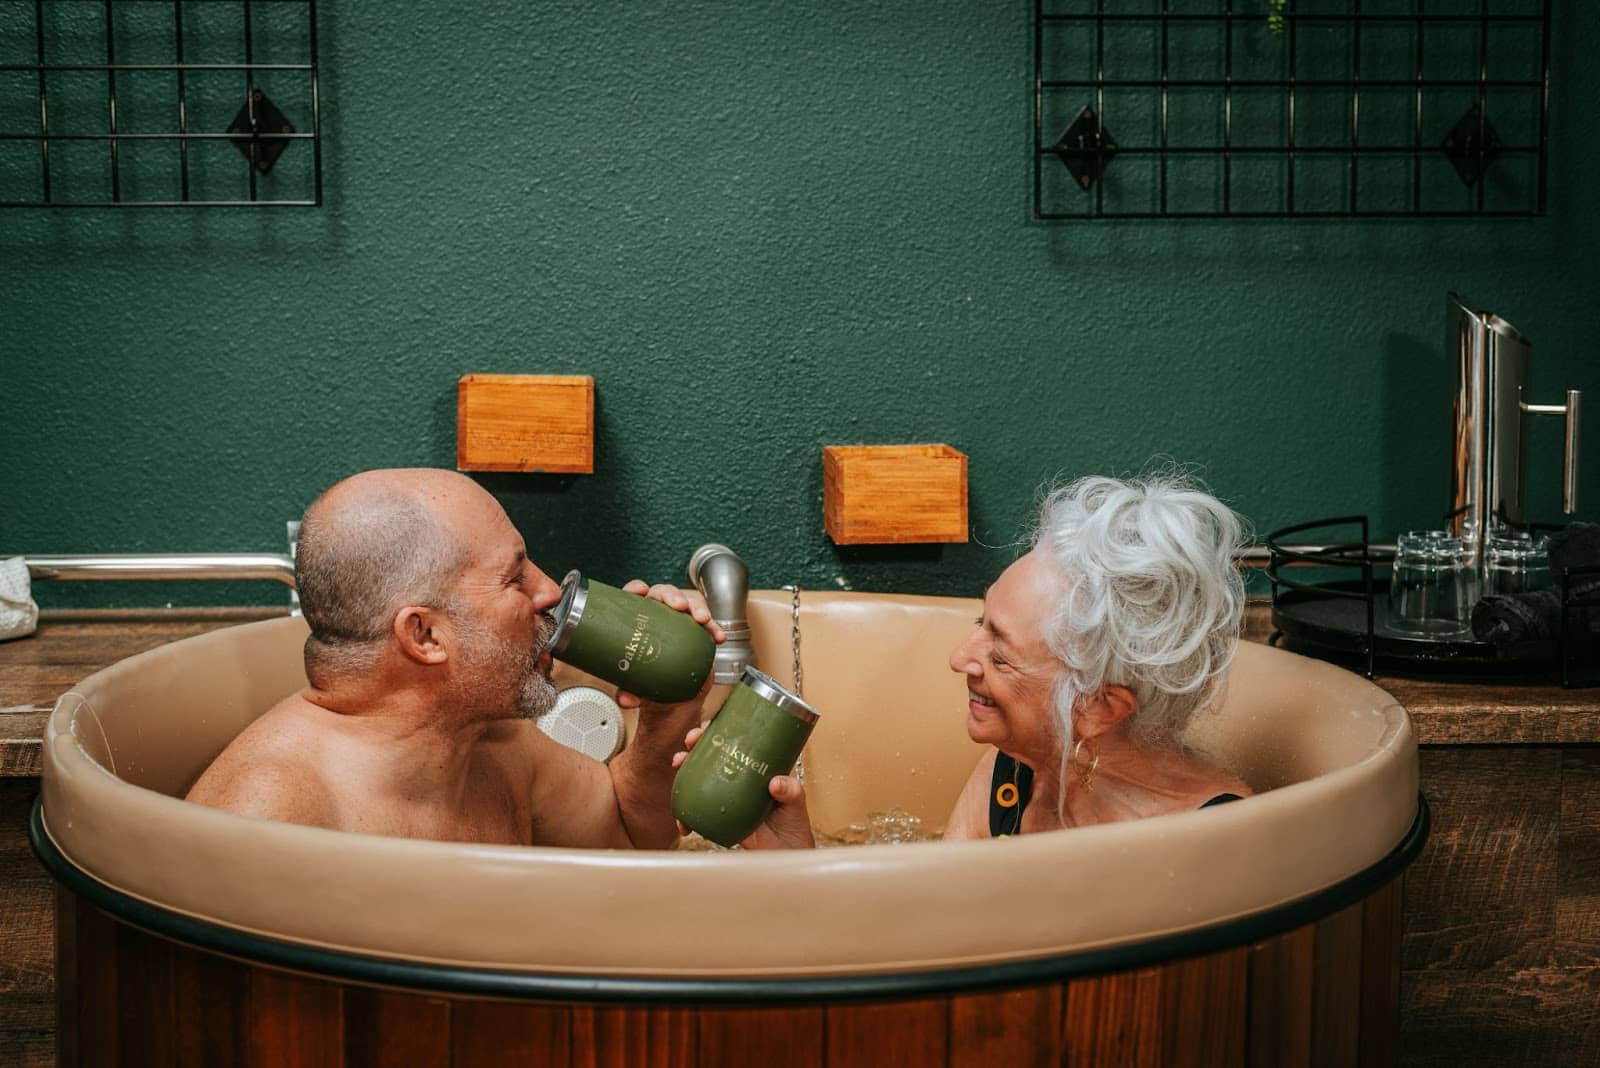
[23,554,296,586]
[16,545,1377,587]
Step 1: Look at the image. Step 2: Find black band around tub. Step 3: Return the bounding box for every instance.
[30,794,1429,1007]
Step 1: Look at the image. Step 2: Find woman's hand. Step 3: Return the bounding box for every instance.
[672,724,816,850]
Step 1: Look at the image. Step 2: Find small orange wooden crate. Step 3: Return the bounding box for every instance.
[823,444,969,545]
[456,374,594,474]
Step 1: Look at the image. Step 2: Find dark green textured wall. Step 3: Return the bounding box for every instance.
[4,2,1597,608]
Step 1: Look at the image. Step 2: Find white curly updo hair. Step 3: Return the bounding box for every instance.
[1030,472,1247,753]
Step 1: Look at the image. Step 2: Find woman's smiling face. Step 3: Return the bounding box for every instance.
[948,550,1064,760]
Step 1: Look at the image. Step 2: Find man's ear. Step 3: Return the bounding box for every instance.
[1075,684,1137,739]
[393,606,448,665]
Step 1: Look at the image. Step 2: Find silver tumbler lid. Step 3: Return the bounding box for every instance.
[546,570,588,657]
[739,666,821,724]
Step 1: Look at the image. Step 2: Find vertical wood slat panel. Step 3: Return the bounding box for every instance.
[53,888,81,1068]
[451,999,572,1067]
[344,987,451,1068]
[0,780,57,1068]
[1247,925,1316,1068]
[1062,967,1164,1067]
[1404,748,1560,970]
[1402,747,1564,1067]
[948,986,1064,1068]
[1358,878,1403,1068]
[49,893,1406,1068]
[698,1005,824,1067]
[1162,947,1249,1068]
[70,896,119,1068]
[170,939,248,1067]
[1311,904,1365,1068]
[1553,748,1600,1059]
[1558,749,1600,908]
[246,968,344,1068]
[825,999,944,1066]
[573,1006,695,1068]
[115,920,176,1068]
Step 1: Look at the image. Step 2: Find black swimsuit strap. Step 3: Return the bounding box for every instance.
[988,752,1034,837]
[988,761,1242,836]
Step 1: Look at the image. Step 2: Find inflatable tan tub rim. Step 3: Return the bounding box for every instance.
[32,594,1427,1002]
[30,801,1429,1003]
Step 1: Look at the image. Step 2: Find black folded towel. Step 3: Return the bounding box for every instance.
[1471,522,1600,644]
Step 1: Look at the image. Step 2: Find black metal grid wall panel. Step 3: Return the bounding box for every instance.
[0,0,321,207]
[1034,0,1550,220]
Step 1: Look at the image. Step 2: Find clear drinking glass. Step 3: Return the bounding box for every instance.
[1388,530,1477,638]
[1483,532,1553,597]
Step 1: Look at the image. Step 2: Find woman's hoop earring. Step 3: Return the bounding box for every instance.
[1072,736,1100,791]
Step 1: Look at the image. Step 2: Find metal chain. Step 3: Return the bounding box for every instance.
[782,583,805,785]
[785,583,804,699]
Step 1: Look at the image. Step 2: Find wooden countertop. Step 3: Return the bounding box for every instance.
[1,603,1597,778]
[1239,606,1600,746]
[0,608,288,777]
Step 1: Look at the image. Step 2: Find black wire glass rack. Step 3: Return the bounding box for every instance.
[0,0,321,207]
[1264,516,1599,686]
[1035,0,1550,219]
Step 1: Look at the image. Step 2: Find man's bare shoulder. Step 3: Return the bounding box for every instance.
[475,716,568,776]
[184,694,339,828]
[473,717,631,848]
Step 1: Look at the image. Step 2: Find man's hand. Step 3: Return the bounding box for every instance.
[672,723,816,850]
[604,579,726,848]
[620,579,723,638]
[612,580,725,711]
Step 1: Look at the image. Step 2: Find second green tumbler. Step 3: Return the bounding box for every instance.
[671,667,821,847]
[544,570,716,703]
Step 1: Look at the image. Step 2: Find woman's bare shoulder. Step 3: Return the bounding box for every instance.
[941,747,1000,841]
[1188,758,1255,805]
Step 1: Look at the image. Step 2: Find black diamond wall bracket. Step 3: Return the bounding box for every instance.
[1441,104,1502,187]
[1053,107,1118,190]
[228,89,296,175]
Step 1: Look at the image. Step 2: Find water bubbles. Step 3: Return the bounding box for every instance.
[675,833,734,852]
[815,807,933,847]
[866,808,927,844]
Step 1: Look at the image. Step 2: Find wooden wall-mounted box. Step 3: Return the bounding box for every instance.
[457,374,594,474]
[823,444,969,545]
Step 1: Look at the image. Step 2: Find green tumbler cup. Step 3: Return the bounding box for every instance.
[671,667,820,847]
[545,570,716,703]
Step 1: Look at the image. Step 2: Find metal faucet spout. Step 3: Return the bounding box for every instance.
[686,544,752,684]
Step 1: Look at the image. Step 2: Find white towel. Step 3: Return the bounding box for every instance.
[0,557,39,641]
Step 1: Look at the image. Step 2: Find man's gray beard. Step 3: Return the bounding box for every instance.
[453,610,557,720]
[517,659,558,720]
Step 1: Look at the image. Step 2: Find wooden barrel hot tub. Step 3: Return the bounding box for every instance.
[33,590,1426,1066]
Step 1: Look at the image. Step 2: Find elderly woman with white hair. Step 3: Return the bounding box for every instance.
[674,472,1253,848]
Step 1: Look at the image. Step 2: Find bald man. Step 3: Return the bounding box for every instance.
[185,469,720,849]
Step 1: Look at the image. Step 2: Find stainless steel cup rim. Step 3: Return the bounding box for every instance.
[738,666,821,724]
[546,570,588,657]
